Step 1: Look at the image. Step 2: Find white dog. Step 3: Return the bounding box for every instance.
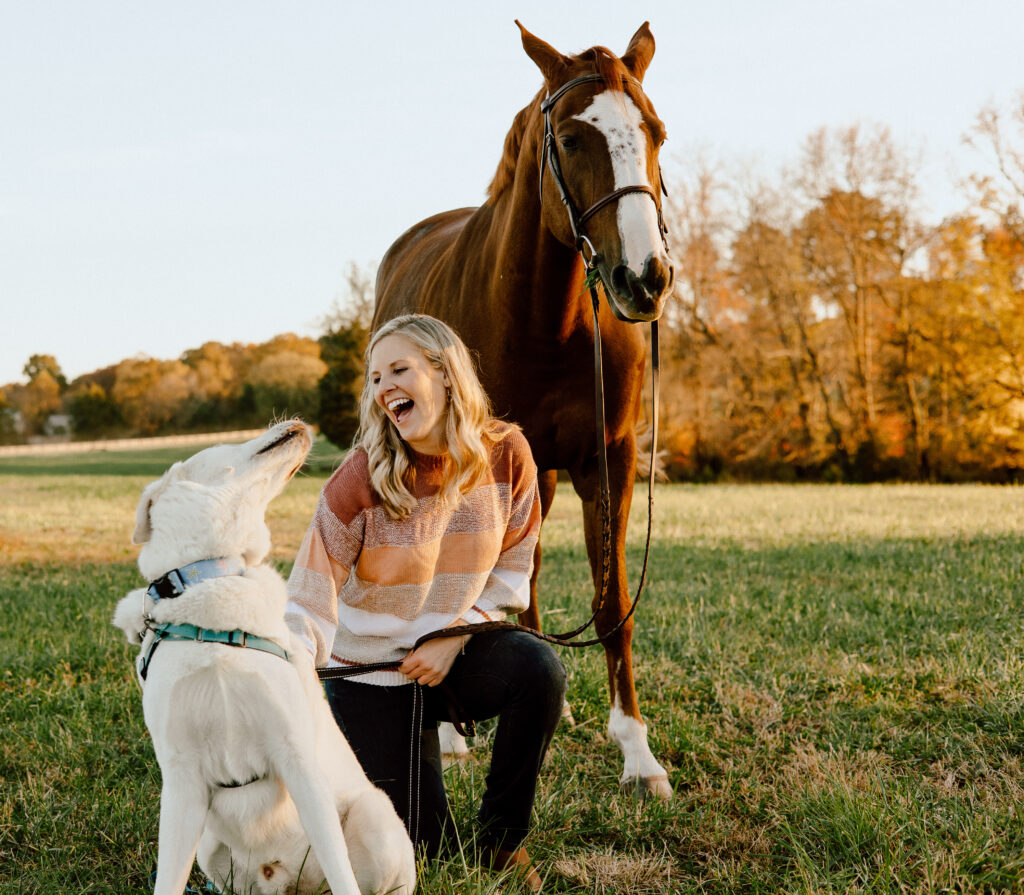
[112,420,416,895]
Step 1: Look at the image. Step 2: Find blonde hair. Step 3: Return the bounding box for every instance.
[356,314,509,519]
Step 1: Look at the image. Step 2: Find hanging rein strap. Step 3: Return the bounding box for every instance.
[315,70,666,678]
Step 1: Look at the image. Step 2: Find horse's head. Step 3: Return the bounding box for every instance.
[519,21,675,323]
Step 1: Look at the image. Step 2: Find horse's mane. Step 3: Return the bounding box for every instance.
[487,46,635,204]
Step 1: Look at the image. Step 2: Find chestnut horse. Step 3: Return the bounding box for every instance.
[372,22,674,799]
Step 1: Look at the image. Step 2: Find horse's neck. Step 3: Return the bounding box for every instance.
[489,157,589,338]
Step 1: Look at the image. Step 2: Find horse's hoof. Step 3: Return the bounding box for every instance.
[621,773,673,801]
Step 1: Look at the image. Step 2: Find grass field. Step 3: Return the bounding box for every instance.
[3,445,1024,893]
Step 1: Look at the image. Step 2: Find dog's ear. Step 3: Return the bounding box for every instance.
[132,480,161,545]
[132,464,181,545]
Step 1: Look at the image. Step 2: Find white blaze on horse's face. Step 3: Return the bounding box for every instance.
[573,89,672,321]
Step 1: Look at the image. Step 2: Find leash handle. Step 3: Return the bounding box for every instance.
[316,661,403,680]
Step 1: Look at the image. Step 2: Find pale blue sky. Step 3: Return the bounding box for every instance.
[3,0,1022,385]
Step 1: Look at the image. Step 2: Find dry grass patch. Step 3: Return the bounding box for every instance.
[776,742,895,794]
[0,472,324,568]
[552,847,677,893]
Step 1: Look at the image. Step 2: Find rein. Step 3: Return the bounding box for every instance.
[316,71,664,681]
[315,299,659,668]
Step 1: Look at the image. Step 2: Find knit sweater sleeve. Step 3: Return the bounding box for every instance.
[285,452,371,664]
[464,429,541,624]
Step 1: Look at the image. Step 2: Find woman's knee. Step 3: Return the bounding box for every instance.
[509,634,567,708]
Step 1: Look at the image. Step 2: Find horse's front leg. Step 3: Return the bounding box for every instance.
[570,437,673,800]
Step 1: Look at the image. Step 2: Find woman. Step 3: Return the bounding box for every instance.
[286,314,565,891]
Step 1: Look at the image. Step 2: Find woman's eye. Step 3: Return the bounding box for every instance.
[394,367,407,375]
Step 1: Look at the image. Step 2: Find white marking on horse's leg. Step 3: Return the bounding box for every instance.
[573,92,668,275]
[607,696,670,795]
[561,697,576,726]
[438,722,469,761]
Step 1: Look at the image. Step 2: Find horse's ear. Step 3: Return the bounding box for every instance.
[621,22,655,82]
[515,20,570,87]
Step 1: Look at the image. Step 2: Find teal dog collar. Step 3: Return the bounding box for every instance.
[139,622,290,681]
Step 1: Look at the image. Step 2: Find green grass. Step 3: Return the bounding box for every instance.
[3,454,1024,893]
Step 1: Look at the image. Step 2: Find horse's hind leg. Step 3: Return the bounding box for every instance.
[518,468,558,632]
[442,470,563,760]
[570,438,672,800]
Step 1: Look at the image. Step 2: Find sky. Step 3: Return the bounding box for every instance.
[3,0,1023,386]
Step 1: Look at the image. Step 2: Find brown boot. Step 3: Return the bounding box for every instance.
[488,846,543,892]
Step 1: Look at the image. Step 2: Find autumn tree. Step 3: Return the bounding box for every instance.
[11,358,65,435]
[965,90,1024,245]
[180,341,246,428]
[244,339,327,424]
[23,354,67,391]
[662,125,939,480]
[111,356,197,435]
[65,380,124,438]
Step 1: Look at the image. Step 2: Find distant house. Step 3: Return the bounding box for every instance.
[43,414,71,439]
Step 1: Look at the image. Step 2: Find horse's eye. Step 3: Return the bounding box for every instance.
[559,137,579,153]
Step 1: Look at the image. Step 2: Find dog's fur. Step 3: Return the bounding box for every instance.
[113,421,416,895]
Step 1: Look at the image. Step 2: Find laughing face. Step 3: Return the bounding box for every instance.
[369,333,450,455]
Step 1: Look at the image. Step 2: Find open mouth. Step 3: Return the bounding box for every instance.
[387,397,415,425]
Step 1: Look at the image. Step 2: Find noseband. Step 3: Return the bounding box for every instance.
[539,73,669,266]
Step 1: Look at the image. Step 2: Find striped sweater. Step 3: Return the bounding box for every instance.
[285,425,541,686]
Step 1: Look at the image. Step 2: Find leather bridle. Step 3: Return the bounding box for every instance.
[539,73,670,266]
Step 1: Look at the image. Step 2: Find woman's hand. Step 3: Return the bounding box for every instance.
[400,631,471,687]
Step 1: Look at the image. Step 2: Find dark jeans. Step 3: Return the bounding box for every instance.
[323,630,567,858]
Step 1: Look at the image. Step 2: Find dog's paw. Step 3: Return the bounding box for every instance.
[112,589,148,643]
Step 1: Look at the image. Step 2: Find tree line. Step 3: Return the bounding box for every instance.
[657,101,1024,481]
[0,264,374,449]
[6,97,1024,481]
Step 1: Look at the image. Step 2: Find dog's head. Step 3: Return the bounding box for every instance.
[132,420,313,580]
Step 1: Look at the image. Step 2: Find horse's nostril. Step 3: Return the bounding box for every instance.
[642,257,672,299]
[610,263,631,297]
